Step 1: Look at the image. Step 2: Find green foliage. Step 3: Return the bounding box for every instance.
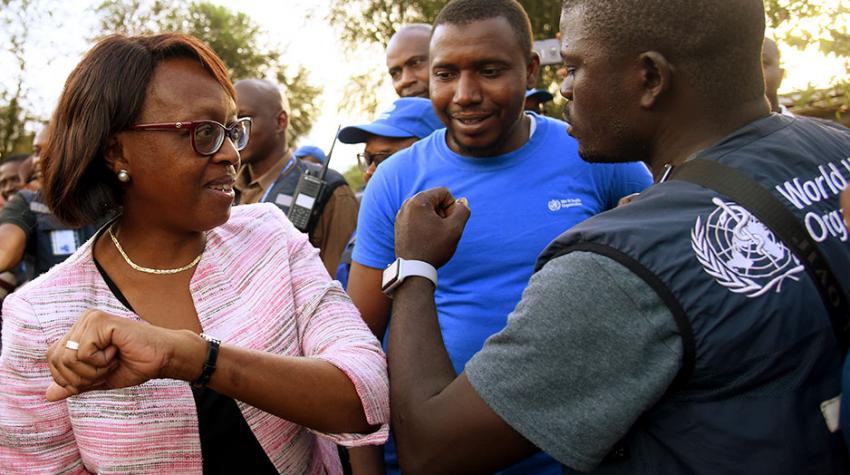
[328,0,560,48]
[94,0,322,145]
[161,3,277,80]
[276,67,323,147]
[95,0,174,36]
[766,0,849,122]
[342,163,365,191]
[338,69,386,117]
[766,0,850,58]
[327,0,564,118]
[327,0,443,47]
[330,0,850,123]
[0,0,49,159]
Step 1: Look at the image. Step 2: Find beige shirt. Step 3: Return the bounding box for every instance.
[310,184,358,275]
[234,154,293,205]
[234,154,358,276]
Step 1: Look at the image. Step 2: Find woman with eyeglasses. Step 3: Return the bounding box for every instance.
[0,34,388,474]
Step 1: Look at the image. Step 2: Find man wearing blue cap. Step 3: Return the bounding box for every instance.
[335,98,442,288]
[347,1,653,474]
[524,88,554,113]
[338,97,444,184]
[293,145,327,166]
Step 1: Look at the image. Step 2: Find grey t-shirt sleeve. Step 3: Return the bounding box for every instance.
[0,192,35,235]
[465,251,682,472]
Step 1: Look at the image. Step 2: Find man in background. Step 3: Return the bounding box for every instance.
[0,154,26,202]
[0,123,100,283]
[523,88,553,113]
[26,124,49,188]
[0,153,27,305]
[235,79,358,275]
[293,145,327,166]
[386,24,431,98]
[762,37,790,115]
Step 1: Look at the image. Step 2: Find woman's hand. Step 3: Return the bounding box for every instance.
[45,309,202,401]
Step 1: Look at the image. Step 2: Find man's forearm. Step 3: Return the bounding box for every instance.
[0,241,24,272]
[0,224,27,272]
[387,277,456,453]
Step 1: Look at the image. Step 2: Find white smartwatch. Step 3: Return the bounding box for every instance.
[381,258,438,296]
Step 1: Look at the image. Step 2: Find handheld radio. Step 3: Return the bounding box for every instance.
[287,126,341,232]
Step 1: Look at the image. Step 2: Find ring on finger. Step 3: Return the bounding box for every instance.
[65,340,80,351]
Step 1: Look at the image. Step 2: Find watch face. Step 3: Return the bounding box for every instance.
[382,259,401,289]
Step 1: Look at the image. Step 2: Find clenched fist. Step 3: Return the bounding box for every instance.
[394,187,471,269]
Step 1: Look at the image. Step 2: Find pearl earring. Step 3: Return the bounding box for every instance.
[117,170,130,183]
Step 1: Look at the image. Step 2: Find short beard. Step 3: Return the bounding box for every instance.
[447,130,509,158]
[577,117,651,165]
[577,137,651,165]
[577,148,628,164]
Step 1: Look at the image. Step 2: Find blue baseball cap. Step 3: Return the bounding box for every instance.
[525,89,554,103]
[293,145,327,164]
[338,97,444,144]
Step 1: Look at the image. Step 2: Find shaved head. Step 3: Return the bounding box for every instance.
[561,0,766,108]
[763,38,780,61]
[387,24,432,97]
[391,23,431,40]
[235,78,290,165]
[235,78,289,116]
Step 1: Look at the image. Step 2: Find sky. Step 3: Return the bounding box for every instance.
[4,0,849,171]
[7,0,399,172]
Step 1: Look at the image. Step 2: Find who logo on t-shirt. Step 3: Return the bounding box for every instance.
[547,198,583,212]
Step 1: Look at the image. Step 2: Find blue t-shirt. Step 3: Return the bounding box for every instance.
[354,114,652,475]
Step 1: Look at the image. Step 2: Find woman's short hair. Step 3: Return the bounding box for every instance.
[44,33,235,226]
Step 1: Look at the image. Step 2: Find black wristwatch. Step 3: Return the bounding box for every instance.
[191,333,221,388]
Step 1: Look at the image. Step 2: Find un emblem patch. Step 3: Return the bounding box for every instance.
[691,197,804,297]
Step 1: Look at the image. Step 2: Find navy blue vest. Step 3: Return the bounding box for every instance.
[537,115,850,474]
[257,160,347,234]
[20,190,98,278]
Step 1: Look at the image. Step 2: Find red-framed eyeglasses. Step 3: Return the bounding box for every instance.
[128,117,252,156]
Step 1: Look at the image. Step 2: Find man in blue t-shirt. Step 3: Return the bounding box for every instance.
[334,97,444,289]
[347,1,652,474]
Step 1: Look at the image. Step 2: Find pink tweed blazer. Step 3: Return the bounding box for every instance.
[0,203,389,474]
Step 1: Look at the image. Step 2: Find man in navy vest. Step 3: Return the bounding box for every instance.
[234,79,357,275]
[350,1,652,473]
[382,0,850,474]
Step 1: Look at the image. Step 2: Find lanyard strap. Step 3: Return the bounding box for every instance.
[259,155,297,203]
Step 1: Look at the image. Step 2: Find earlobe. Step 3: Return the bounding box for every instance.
[104,135,129,175]
[277,111,289,135]
[526,52,541,88]
[638,51,672,109]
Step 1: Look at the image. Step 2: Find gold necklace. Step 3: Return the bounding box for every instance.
[108,224,204,275]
